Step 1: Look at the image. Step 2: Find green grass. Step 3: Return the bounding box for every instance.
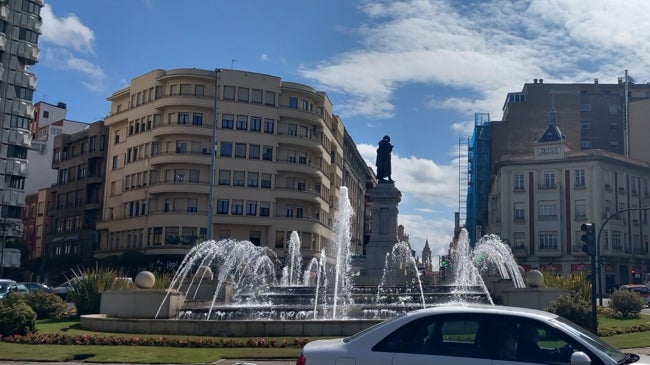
[0,315,647,363]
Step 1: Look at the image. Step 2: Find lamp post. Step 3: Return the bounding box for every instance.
[207,69,222,241]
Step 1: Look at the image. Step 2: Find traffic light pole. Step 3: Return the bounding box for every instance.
[581,223,597,333]
[596,207,650,306]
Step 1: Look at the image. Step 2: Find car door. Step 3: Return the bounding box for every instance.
[387,313,493,365]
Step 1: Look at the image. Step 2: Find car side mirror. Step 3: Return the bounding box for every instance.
[570,351,591,365]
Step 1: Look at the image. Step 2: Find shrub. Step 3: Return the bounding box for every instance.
[22,291,68,319]
[0,297,36,336]
[542,271,591,303]
[609,289,645,317]
[68,265,133,316]
[546,293,593,331]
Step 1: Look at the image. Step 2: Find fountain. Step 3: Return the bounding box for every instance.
[83,187,527,337]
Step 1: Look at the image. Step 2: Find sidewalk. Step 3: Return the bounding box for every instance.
[0,360,296,365]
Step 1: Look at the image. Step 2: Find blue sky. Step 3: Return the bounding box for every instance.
[32,0,650,258]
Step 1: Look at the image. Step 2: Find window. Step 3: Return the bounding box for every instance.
[246,201,257,216]
[250,117,261,131]
[217,199,229,214]
[263,118,274,133]
[543,171,555,188]
[237,87,249,102]
[261,173,272,188]
[251,89,263,104]
[233,171,245,186]
[574,169,585,187]
[580,103,591,112]
[581,122,591,130]
[189,169,199,183]
[112,155,118,169]
[609,104,619,114]
[575,200,587,219]
[180,84,192,95]
[296,207,304,218]
[581,140,592,149]
[247,172,258,187]
[232,200,243,215]
[193,113,203,125]
[223,86,235,100]
[218,170,231,185]
[10,114,30,129]
[262,146,273,161]
[539,231,559,249]
[249,144,260,159]
[265,91,275,106]
[195,84,205,96]
[236,115,248,130]
[538,203,558,219]
[513,173,525,191]
[285,204,294,217]
[175,142,188,153]
[260,201,270,216]
[288,124,297,136]
[187,199,198,213]
[222,114,234,129]
[514,203,525,221]
[235,143,246,158]
[220,142,233,157]
[18,28,38,43]
[289,97,298,109]
[22,1,41,15]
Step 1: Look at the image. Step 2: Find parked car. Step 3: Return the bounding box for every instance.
[619,284,650,307]
[296,304,644,365]
[19,282,53,293]
[0,279,17,298]
[52,277,83,301]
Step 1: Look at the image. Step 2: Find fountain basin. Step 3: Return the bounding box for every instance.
[81,314,382,337]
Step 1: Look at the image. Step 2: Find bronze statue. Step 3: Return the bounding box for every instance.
[376,135,393,183]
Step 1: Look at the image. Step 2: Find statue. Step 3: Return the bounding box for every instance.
[376,135,393,183]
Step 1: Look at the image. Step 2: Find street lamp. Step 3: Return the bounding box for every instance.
[206,68,222,241]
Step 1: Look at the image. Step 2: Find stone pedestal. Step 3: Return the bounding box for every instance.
[100,289,184,319]
[361,183,402,286]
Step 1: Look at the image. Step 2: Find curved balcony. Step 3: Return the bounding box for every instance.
[151,123,215,138]
[273,187,328,205]
[150,94,215,110]
[0,33,7,52]
[275,160,329,181]
[146,181,210,195]
[0,4,8,21]
[11,70,36,89]
[278,106,324,125]
[148,151,211,166]
[276,132,327,152]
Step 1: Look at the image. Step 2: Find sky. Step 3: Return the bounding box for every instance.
[32,0,650,260]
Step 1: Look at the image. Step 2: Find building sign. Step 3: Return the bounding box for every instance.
[571,263,591,272]
[539,263,562,273]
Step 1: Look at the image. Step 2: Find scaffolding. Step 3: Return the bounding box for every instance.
[458,137,469,227]
[464,113,492,244]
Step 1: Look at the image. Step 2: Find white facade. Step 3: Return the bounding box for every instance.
[25,102,87,194]
[488,140,650,295]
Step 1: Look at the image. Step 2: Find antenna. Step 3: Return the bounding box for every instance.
[231,58,238,69]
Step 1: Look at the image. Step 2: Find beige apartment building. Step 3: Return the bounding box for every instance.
[95,68,369,266]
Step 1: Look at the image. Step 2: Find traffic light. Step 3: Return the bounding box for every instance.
[580,223,596,256]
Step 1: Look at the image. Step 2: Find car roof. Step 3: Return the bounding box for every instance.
[622,284,646,287]
[405,303,560,321]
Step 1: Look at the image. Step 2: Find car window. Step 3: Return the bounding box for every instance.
[372,314,489,359]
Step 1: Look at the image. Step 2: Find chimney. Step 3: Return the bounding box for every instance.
[594,78,598,84]
[534,78,538,84]
[539,79,544,84]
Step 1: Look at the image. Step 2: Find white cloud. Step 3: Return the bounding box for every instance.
[39,5,107,92]
[40,4,95,54]
[300,0,650,133]
[260,54,270,62]
[41,48,107,92]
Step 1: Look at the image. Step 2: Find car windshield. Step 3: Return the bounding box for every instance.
[0,283,9,292]
[552,316,626,362]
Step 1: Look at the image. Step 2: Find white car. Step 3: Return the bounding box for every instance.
[297,304,644,365]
